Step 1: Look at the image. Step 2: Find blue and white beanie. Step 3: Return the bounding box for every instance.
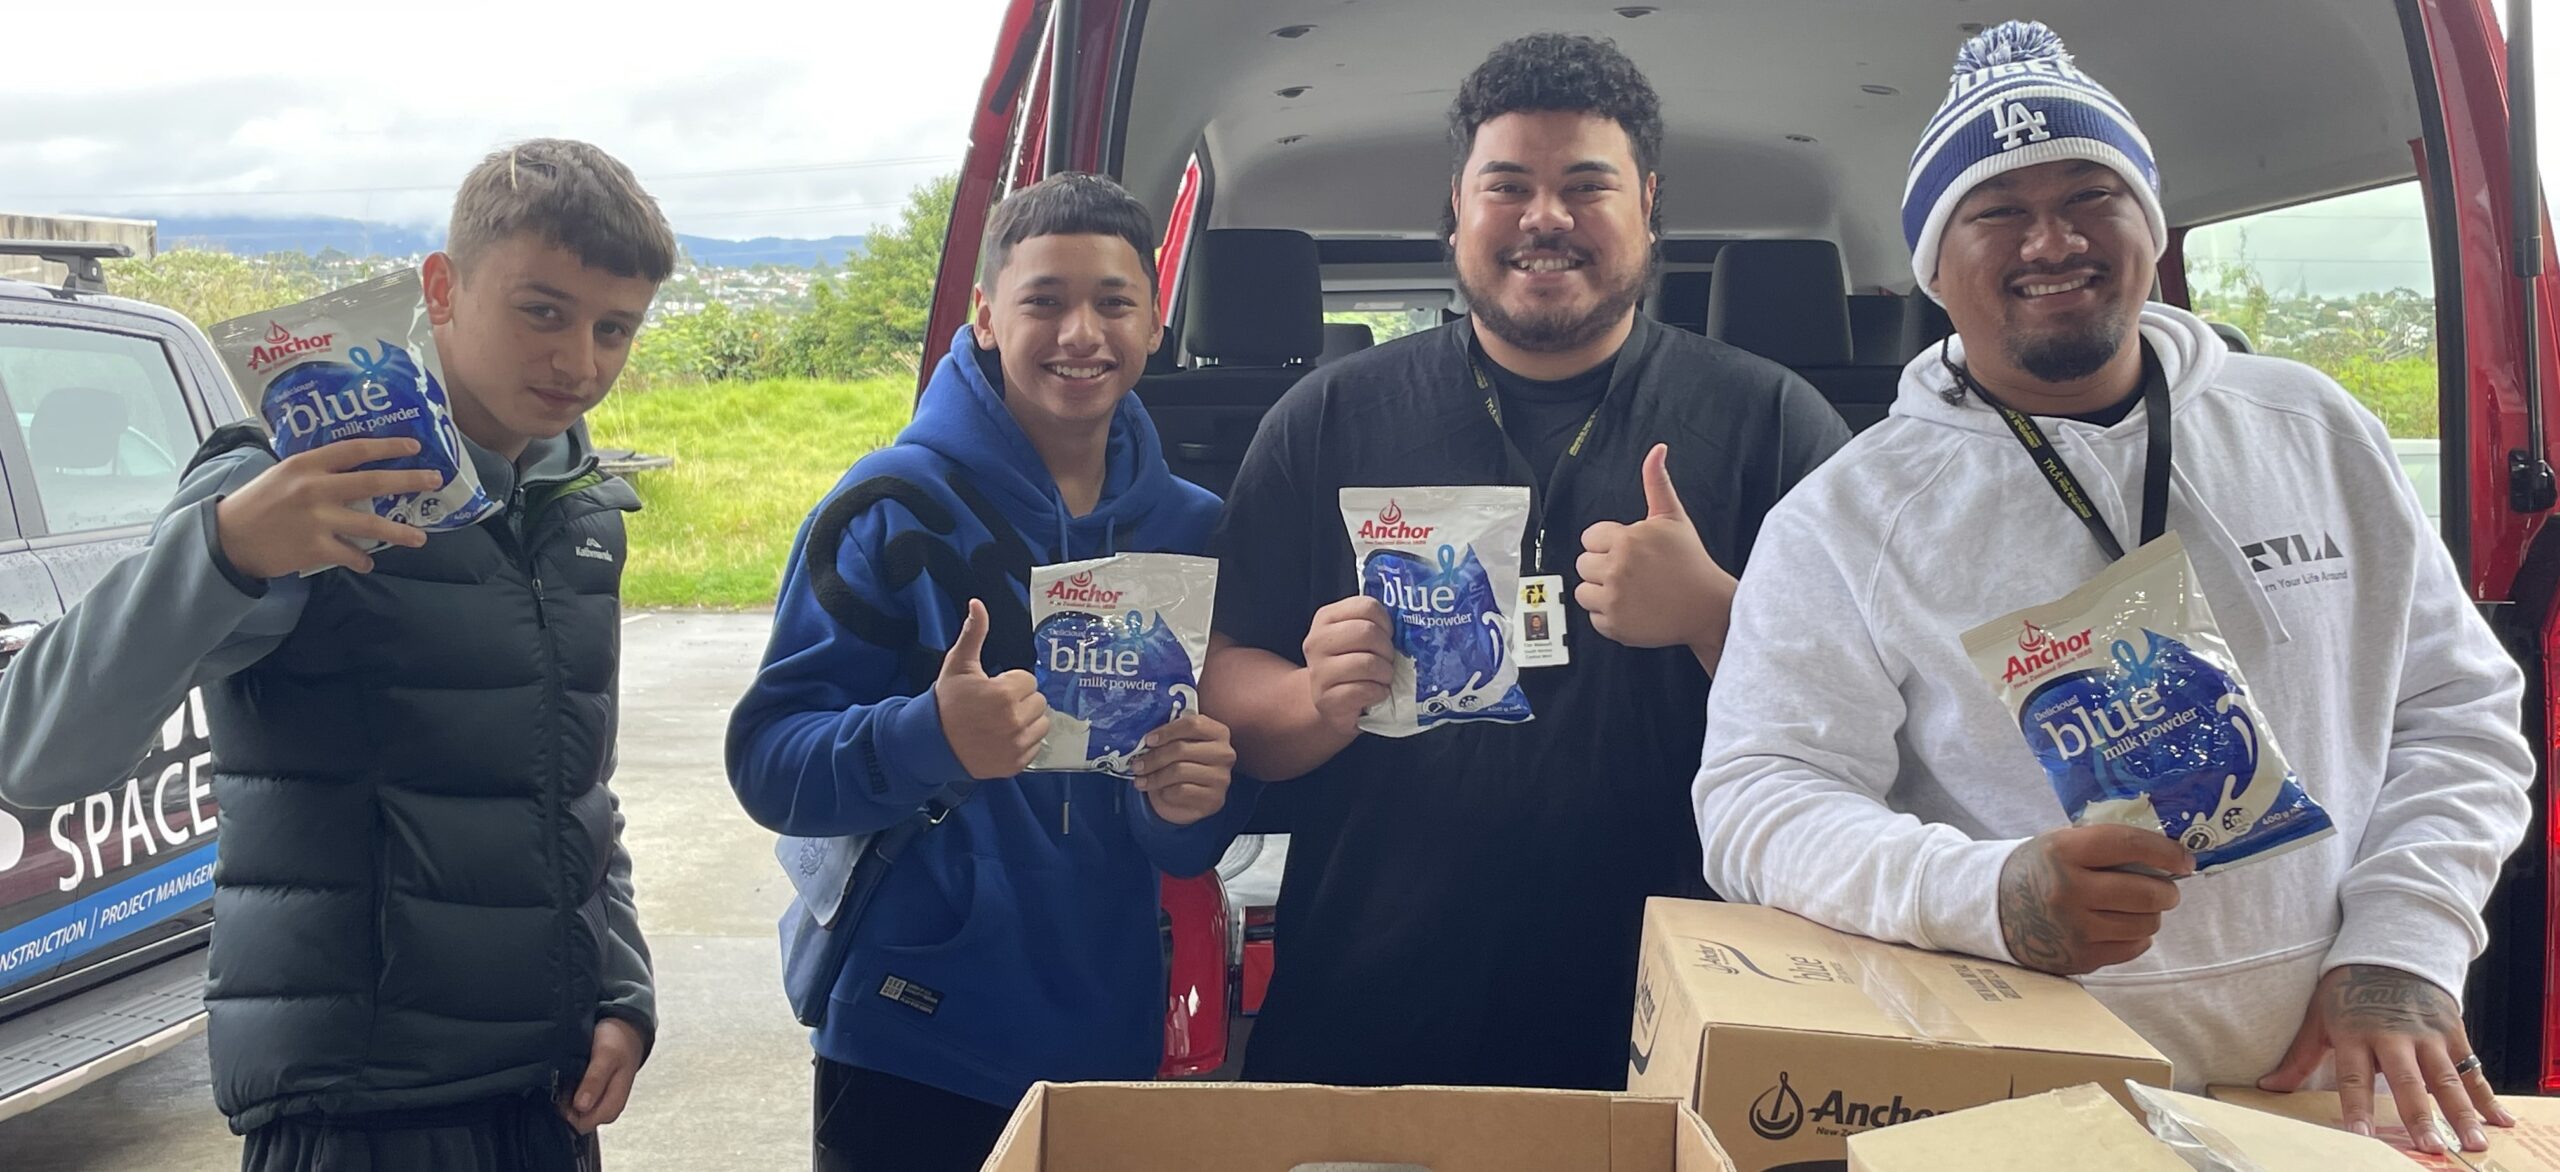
[1902,21,2165,299]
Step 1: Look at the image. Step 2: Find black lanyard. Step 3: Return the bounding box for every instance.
[1466,339,1609,574]
[1945,350,2170,563]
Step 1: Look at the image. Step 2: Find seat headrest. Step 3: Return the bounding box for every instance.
[31,386,127,472]
[1656,271,1713,334]
[1847,295,1908,365]
[1703,240,1854,367]
[2207,321,2256,354]
[1318,322,1374,364]
[1184,229,1324,366]
[1900,294,1955,358]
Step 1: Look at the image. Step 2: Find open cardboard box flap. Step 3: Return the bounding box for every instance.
[1848,1082,2414,1170]
[982,1082,1733,1172]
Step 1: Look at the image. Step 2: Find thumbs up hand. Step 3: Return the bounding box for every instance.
[1576,444,1739,672]
[935,599,1052,780]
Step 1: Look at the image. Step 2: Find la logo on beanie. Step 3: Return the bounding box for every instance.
[1901,20,2169,299]
[1992,102,2052,151]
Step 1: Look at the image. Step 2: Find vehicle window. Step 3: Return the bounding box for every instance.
[2186,181,2438,525]
[0,322,193,535]
[1324,293,1446,344]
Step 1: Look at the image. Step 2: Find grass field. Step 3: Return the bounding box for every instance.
[585,352,2434,611]
[589,376,914,609]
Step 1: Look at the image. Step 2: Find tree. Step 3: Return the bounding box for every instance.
[789,173,957,377]
[623,300,793,388]
[2190,232,2439,437]
[97,250,328,331]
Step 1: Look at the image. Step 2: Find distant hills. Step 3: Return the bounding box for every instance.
[117,214,866,269]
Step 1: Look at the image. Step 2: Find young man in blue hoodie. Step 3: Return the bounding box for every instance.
[728,173,1251,1172]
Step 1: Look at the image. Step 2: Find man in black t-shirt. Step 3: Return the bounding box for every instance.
[1202,33,1851,1091]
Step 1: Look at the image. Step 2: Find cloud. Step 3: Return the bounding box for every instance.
[0,0,1008,240]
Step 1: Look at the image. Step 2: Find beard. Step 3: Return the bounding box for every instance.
[2009,324,2126,383]
[2005,292,2135,383]
[1457,239,1650,354]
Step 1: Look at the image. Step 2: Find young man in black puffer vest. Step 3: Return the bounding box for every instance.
[0,138,675,1171]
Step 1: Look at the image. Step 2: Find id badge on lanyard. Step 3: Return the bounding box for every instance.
[1469,342,1600,669]
[1515,574,1570,667]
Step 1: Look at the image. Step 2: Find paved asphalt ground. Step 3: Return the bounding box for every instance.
[0,611,810,1172]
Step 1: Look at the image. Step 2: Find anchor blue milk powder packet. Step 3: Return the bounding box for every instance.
[1341,486,1533,738]
[212,269,496,537]
[1963,533,2333,872]
[1028,553,1218,775]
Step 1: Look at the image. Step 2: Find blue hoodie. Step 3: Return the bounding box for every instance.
[729,326,1253,1107]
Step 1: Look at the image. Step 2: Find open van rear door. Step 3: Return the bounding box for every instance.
[2409,0,2560,1092]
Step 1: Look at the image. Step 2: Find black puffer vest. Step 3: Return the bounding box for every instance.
[198,434,639,1132]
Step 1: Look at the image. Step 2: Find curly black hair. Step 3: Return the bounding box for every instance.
[1444,33,1665,238]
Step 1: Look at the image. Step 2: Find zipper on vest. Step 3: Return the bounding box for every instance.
[513,506,574,1084]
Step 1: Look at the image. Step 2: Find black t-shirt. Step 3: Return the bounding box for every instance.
[1476,339,1616,478]
[1211,314,1852,1091]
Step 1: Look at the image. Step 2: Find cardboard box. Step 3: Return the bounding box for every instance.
[1626,899,2172,1171]
[981,1082,1733,1172]
[1845,1082,2412,1170]
[2213,1086,2560,1170]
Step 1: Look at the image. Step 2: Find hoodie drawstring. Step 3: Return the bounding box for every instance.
[2170,462,2295,647]
[1051,505,1122,561]
[2059,420,2294,650]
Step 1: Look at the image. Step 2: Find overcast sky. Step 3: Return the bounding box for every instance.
[0,0,1011,242]
[2,0,2553,296]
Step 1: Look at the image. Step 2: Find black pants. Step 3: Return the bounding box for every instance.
[813,1059,1015,1172]
[240,1093,599,1172]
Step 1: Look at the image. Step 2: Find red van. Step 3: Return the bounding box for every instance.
[941,0,2560,1090]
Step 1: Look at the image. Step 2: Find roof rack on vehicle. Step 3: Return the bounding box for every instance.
[0,239,134,295]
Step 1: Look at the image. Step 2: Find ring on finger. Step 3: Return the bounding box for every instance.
[2456,1054,2485,1077]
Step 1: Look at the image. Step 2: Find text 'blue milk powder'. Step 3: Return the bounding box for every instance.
[1341,486,1533,738]
[1963,533,2333,872]
[212,269,497,537]
[1029,553,1218,775]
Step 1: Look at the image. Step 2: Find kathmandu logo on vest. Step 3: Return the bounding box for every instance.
[575,537,616,563]
[1044,570,1122,607]
[2003,622,2094,684]
[245,320,335,373]
[1992,101,2052,151]
[1358,499,1434,543]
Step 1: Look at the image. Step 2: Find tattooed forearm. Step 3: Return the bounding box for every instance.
[2331,965,2460,1035]
[2000,844,2076,973]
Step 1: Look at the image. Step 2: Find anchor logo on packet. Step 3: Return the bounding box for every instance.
[1028,554,1217,775]
[212,268,498,553]
[1341,486,1534,738]
[1963,532,2334,872]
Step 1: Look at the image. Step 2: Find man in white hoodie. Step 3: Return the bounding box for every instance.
[1692,19,2532,1156]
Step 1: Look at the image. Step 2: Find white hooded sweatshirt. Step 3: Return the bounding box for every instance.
[1693,303,2532,1089]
